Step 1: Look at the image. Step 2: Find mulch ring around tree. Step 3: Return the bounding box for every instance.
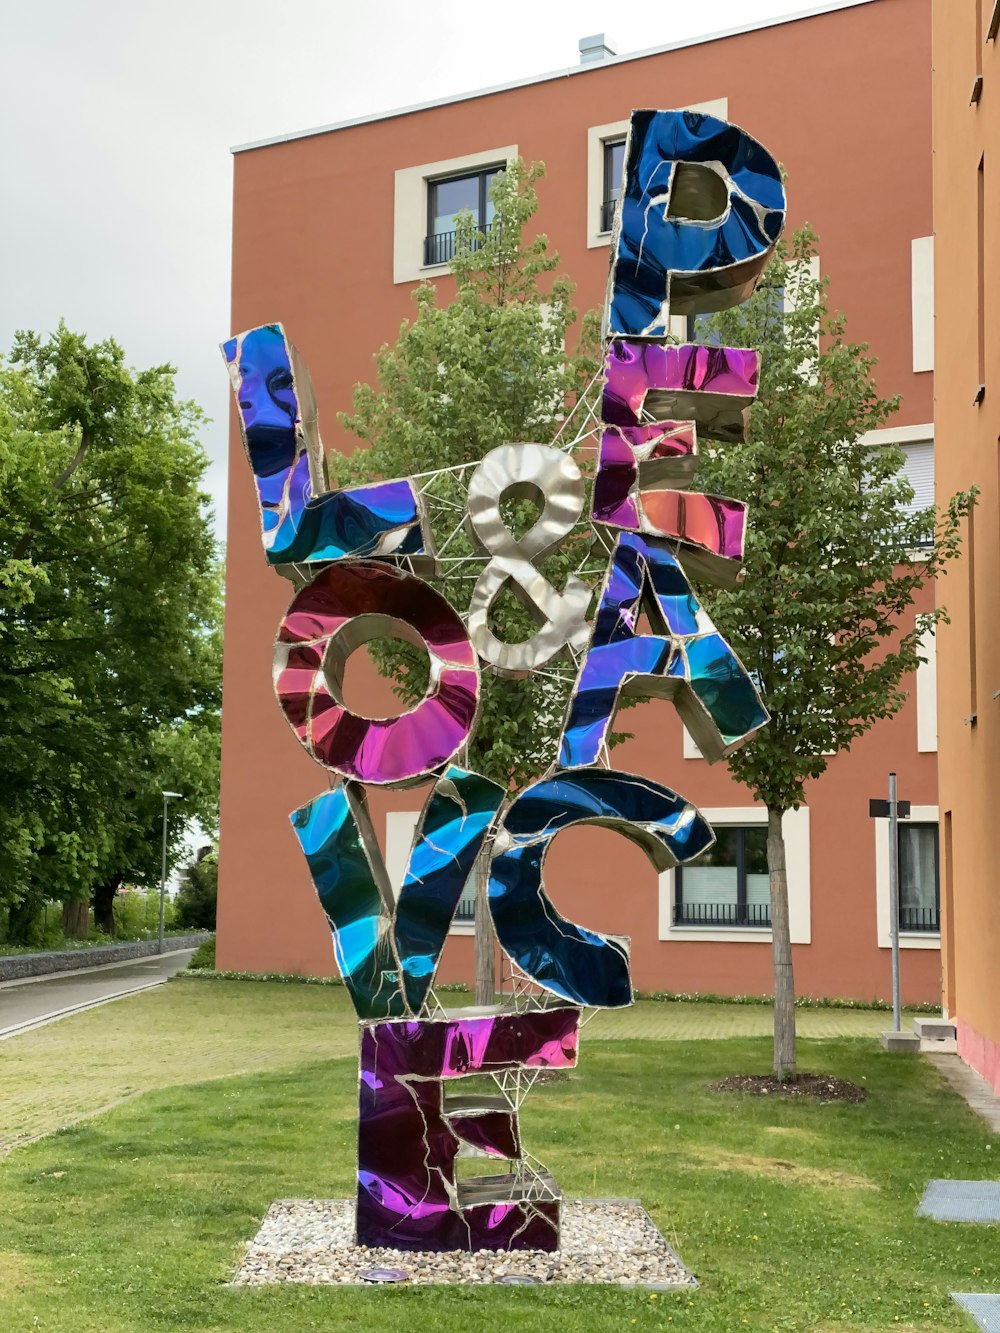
[709,1073,867,1104]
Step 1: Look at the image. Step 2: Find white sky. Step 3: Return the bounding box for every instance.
[0,1,871,533]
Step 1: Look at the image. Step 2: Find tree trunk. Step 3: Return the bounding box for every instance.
[474,846,496,1007]
[92,873,124,936]
[62,899,90,939]
[6,897,40,946]
[767,807,797,1078]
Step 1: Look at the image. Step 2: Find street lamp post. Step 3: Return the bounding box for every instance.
[159,791,183,954]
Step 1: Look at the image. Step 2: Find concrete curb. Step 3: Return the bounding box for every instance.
[0,933,212,982]
[0,980,168,1041]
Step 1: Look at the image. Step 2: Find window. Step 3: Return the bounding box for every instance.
[601,138,626,233]
[394,144,517,284]
[659,806,810,943]
[873,804,939,948]
[386,811,476,933]
[674,825,770,927]
[587,100,728,251]
[454,876,476,923]
[898,823,940,932]
[859,424,936,552]
[685,257,819,352]
[425,166,503,267]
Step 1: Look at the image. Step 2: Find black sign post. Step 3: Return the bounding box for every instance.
[868,773,910,1032]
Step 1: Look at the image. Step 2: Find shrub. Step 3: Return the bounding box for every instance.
[174,847,217,930]
[187,937,216,970]
[113,887,175,939]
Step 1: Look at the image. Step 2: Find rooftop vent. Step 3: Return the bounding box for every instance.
[578,33,617,64]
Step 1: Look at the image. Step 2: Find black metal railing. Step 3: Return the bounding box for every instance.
[454,897,476,922]
[600,198,618,233]
[673,902,771,927]
[424,224,502,268]
[424,230,460,266]
[898,905,940,932]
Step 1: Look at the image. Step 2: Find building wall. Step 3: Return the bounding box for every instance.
[220,0,943,1002]
[932,0,1000,1089]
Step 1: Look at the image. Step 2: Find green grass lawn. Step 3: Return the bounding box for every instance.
[0,985,996,1331]
[0,978,915,1155]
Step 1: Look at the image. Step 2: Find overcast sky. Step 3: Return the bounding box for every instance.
[0,1,871,534]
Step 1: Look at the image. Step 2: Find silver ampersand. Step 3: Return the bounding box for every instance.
[464,443,591,677]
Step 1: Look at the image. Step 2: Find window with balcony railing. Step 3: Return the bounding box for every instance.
[425,165,503,267]
[453,887,476,923]
[673,825,771,927]
[600,138,626,233]
[898,822,940,932]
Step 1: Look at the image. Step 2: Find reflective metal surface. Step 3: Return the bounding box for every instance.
[275,561,480,786]
[357,1008,580,1251]
[223,324,433,572]
[606,109,786,337]
[489,769,715,1008]
[603,339,760,444]
[290,766,504,1020]
[393,767,505,1014]
[558,532,769,768]
[465,443,591,675]
[592,421,746,586]
[593,421,700,533]
[290,782,404,1019]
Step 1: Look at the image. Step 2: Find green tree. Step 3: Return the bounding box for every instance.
[333,160,601,999]
[0,325,221,942]
[693,227,973,1077]
[174,845,218,931]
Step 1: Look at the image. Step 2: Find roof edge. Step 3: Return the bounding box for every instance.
[231,0,881,154]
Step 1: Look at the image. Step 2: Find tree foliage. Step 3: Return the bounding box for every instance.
[0,325,221,941]
[175,846,218,931]
[332,160,602,791]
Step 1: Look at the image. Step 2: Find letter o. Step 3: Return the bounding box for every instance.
[274,562,479,786]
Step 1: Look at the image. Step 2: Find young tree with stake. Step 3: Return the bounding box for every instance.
[693,226,973,1077]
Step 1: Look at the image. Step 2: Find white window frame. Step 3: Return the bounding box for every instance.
[682,726,703,760]
[873,806,940,949]
[916,623,937,753]
[393,143,518,285]
[911,236,934,373]
[658,805,811,944]
[586,98,728,250]
[385,810,475,934]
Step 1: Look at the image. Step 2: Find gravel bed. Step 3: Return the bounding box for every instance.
[233,1198,696,1288]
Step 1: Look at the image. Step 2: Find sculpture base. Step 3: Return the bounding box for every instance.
[233,1198,696,1288]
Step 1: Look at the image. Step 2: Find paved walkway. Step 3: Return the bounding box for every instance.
[0,948,197,1039]
[584,1001,919,1041]
[924,1050,1000,1134]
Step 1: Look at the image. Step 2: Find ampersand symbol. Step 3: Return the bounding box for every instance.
[464,443,592,677]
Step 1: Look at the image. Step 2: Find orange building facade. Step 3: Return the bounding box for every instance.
[932,0,1000,1089]
[220,0,945,1003]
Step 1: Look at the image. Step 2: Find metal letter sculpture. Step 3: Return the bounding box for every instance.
[225,107,784,1253]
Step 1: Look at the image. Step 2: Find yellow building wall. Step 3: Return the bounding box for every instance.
[933,0,1000,1091]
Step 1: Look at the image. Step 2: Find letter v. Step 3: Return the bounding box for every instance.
[290,767,505,1020]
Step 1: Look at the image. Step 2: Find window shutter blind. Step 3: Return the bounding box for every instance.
[900,440,934,514]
